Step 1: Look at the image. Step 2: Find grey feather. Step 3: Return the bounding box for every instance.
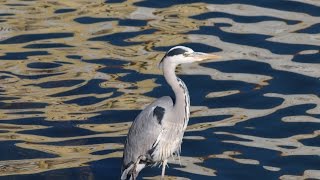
[120,46,215,180]
[121,96,173,179]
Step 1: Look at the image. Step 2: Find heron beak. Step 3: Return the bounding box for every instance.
[191,52,221,62]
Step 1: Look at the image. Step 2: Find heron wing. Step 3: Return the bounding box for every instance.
[122,96,173,171]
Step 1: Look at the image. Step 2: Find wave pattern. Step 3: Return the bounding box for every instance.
[0,0,319,179]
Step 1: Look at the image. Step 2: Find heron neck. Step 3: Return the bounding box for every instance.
[163,63,190,121]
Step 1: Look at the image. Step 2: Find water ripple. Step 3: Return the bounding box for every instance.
[0,0,319,179]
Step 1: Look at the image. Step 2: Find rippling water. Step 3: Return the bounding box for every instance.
[0,0,319,179]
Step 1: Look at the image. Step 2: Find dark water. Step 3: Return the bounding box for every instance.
[0,0,320,179]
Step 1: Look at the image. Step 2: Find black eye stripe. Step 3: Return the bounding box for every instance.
[166,48,187,57]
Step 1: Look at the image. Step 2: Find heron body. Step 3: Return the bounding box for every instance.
[121,46,220,180]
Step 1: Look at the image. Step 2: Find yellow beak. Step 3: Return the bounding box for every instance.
[192,52,221,61]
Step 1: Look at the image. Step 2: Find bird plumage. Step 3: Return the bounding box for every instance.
[121,46,220,180]
[121,96,175,180]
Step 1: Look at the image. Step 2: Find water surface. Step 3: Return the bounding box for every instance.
[0,0,320,179]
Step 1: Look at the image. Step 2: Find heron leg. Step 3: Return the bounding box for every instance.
[131,155,146,180]
[131,166,137,180]
[161,159,168,180]
[131,173,136,180]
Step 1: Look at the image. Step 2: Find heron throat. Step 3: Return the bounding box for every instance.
[163,63,190,129]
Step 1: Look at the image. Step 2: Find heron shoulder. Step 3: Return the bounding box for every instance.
[150,96,174,107]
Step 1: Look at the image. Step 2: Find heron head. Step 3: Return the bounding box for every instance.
[158,46,221,69]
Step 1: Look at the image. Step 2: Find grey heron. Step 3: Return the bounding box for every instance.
[121,46,220,180]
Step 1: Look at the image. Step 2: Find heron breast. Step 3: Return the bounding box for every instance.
[151,127,184,162]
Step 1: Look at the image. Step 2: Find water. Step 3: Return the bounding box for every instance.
[0,0,319,179]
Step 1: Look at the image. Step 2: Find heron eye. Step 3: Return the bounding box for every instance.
[183,52,189,57]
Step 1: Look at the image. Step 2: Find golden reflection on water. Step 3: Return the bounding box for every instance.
[0,0,320,179]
